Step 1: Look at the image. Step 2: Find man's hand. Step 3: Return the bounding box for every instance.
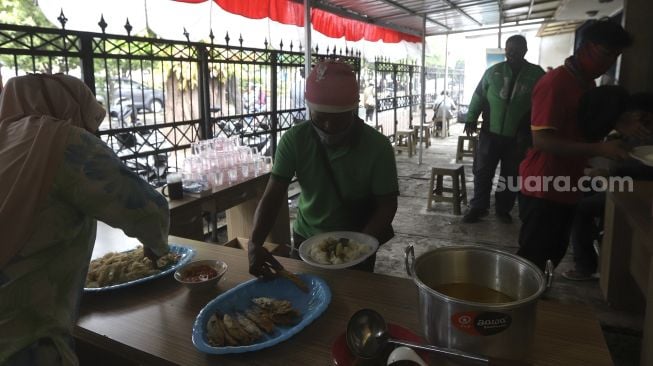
[616,111,652,140]
[248,241,283,278]
[597,139,629,160]
[463,121,478,136]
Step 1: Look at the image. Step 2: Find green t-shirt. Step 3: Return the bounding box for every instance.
[272,120,399,238]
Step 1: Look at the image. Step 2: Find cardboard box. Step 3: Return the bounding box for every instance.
[224,237,291,257]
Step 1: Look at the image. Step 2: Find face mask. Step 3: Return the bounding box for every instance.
[576,43,619,79]
[311,118,356,146]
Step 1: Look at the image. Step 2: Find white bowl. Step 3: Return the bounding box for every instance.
[630,145,653,167]
[174,259,227,291]
[298,231,379,269]
[387,346,427,366]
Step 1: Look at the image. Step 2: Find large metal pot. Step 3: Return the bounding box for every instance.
[404,245,552,361]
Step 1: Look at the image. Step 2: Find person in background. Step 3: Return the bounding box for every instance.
[463,35,546,223]
[247,60,398,276]
[432,90,457,135]
[563,91,653,281]
[516,19,647,271]
[363,83,376,123]
[0,74,170,365]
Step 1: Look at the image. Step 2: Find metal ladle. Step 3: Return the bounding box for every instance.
[346,309,530,366]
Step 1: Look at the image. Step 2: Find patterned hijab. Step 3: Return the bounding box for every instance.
[0,74,105,268]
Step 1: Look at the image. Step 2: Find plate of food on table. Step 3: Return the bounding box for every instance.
[298,231,379,269]
[84,244,195,292]
[192,271,331,354]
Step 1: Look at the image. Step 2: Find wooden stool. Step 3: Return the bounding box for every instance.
[432,118,449,138]
[394,129,414,157]
[456,135,477,163]
[413,125,431,148]
[427,164,468,215]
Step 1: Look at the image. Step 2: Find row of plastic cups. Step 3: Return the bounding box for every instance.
[182,156,272,190]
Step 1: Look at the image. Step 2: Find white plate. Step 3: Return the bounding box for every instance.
[298,231,379,269]
[630,145,653,167]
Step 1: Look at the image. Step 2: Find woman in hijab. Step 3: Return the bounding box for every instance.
[0,74,170,365]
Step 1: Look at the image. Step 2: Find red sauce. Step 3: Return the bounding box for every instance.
[181,265,218,282]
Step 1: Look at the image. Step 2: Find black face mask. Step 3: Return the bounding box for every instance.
[311,116,358,146]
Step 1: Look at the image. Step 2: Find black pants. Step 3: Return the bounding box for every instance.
[365,106,374,122]
[293,231,377,272]
[517,194,576,271]
[470,130,526,214]
[570,192,605,274]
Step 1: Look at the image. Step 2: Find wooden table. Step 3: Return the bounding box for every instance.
[601,180,653,365]
[163,172,290,245]
[76,235,613,366]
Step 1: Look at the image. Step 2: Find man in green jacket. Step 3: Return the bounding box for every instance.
[463,35,545,223]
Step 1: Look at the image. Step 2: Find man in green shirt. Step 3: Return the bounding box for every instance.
[463,35,545,223]
[248,61,399,276]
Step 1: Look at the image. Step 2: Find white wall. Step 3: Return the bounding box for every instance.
[538,32,575,71]
[459,28,542,104]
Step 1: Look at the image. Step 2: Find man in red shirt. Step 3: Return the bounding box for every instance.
[517,19,645,271]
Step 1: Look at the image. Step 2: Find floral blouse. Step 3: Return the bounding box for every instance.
[0,127,170,365]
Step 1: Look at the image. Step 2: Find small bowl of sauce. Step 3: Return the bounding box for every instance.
[174,259,227,291]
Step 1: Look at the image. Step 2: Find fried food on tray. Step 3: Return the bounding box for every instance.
[308,237,370,265]
[244,308,275,334]
[205,297,302,347]
[85,246,180,288]
[223,314,253,345]
[236,313,263,340]
[206,314,226,347]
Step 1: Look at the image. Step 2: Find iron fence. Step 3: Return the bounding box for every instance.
[0,17,360,187]
[364,59,465,138]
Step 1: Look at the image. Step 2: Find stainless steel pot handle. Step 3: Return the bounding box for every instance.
[404,244,415,277]
[544,260,554,288]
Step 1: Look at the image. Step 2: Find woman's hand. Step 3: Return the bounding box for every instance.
[248,241,283,278]
[143,246,161,269]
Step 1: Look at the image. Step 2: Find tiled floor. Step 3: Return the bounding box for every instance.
[372,123,643,366]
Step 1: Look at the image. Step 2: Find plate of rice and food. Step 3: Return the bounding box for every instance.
[192,273,330,354]
[84,244,195,292]
[298,231,379,269]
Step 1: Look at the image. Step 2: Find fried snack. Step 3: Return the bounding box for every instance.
[265,308,301,326]
[244,308,275,334]
[222,314,252,345]
[236,313,263,340]
[206,314,226,347]
[251,297,294,313]
[252,297,302,326]
[277,269,309,293]
[206,297,302,347]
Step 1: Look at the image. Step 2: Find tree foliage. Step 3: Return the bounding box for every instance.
[0,0,76,74]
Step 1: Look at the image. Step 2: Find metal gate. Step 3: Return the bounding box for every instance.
[0,17,360,187]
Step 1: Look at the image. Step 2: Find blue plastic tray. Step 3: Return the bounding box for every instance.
[84,244,195,292]
[192,274,331,354]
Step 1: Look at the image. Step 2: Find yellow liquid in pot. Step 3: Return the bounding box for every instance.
[431,283,515,303]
